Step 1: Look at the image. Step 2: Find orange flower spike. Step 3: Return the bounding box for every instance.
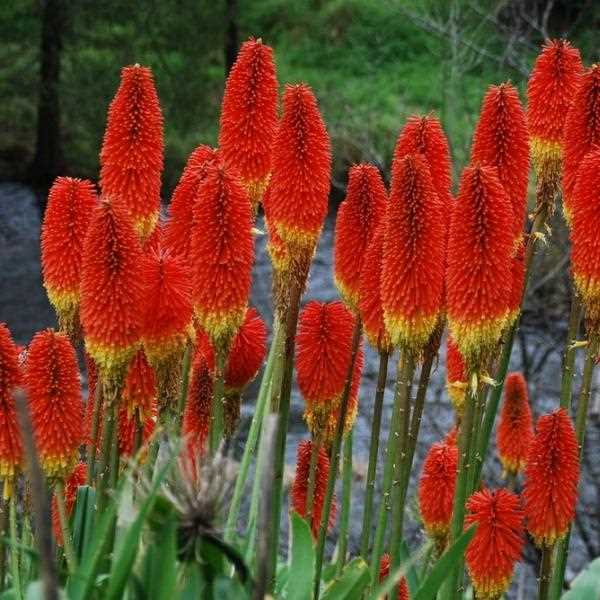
[190,163,254,348]
[527,40,583,180]
[570,149,600,325]
[562,64,600,220]
[121,350,157,422]
[163,145,219,261]
[263,83,331,253]
[291,440,336,538]
[118,400,157,457]
[446,336,467,414]
[24,329,84,480]
[418,440,458,544]
[381,153,445,352]
[80,198,143,382]
[358,225,392,352]
[446,165,514,372]
[496,372,533,476]
[51,462,87,546]
[471,83,530,242]
[507,240,526,326]
[334,164,387,308]
[219,38,278,206]
[41,177,97,335]
[465,488,525,599]
[379,554,410,600]
[524,408,580,547]
[0,323,24,497]
[100,65,164,241]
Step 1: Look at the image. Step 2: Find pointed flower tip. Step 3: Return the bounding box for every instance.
[465,488,525,599]
[334,163,387,308]
[25,329,83,480]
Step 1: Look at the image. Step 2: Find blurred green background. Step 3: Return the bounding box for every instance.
[2,0,599,199]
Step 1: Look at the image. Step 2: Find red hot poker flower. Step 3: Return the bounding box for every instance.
[190,163,254,348]
[418,440,458,544]
[507,240,526,326]
[41,177,97,335]
[25,329,83,480]
[118,400,157,457]
[358,224,392,353]
[80,198,143,382]
[471,84,530,242]
[163,145,219,261]
[379,553,410,600]
[100,65,164,241]
[291,440,336,538]
[121,350,157,425]
[381,154,445,352]
[465,488,525,599]
[570,149,600,325]
[263,83,331,253]
[562,64,600,221]
[334,164,387,308]
[496,372,533,476]
[446,336,467,414]
[219,38,278,206]
[0,323,23,497]
[527,40,583,179]
[446,165,514,372]
[51,462,87,546]
[524,408,579,547]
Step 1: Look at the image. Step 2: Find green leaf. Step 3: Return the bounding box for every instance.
[146,514,178,600]
[413,527,476,600]
[287,512,315,600]
[399,539,420,593]
[562,556,600,600]
[71,485,95,562]
[321,558,370,600]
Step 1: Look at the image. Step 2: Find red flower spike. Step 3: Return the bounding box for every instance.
[41,177,97,334]
[359,225,392,352]
[219,38,278,206]
[140,248,194,370]
[527,40,583,178]
[563,65,600,221]
[291,440,336,538]
[164,145,219,261]
[507,240,526,326]
[121,350,157,423]
[381,154,445,352]
[0,324,23,497]
[418,440,458,543]
[190,163,254,348]
[51,462,87,546]
[334,164,388,308]
[80,198,143,382]
[571,149,600,324]
[446,336,467,414]
[295,301,363,442]
[263,83,331,251]
[100,65,164,241]
[379,554,410,600]
[182,353,213,474]
[524,408,579,547]
[25,330,83,480]
[471,83,530,242]
[446,165,514,372]
[118,399,157,457]
[496,372,533,476]
[465,488,525,599]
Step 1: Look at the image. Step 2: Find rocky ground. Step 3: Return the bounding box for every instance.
[1,182,598,597]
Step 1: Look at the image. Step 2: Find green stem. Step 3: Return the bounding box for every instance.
[305,437,321,530]
[176,342,192,432]
[9,496,21,600]
[209,349,227,454]
[559,295,583,410]
[224,323,279,543]
[314,319,363,599]
[359,349,389,557]
[96,383,118,513]
[468,385,487,494]
[0,497,7,591]
[539,544,554,600]
[55,481,77,574]
[86,380,103,484]
[336,431,353,575]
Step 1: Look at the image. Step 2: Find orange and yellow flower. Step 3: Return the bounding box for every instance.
[524,408,579,547]
[218,38,278,206]
[51,462,87,546]
[41,177,97,335]
[496,372,533,476]
[100,65,164,241]
[379,553,410,600]
[446,336,467,414]
[465,488,525,599]
[334,164,387,308]
[25,329,83,480]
